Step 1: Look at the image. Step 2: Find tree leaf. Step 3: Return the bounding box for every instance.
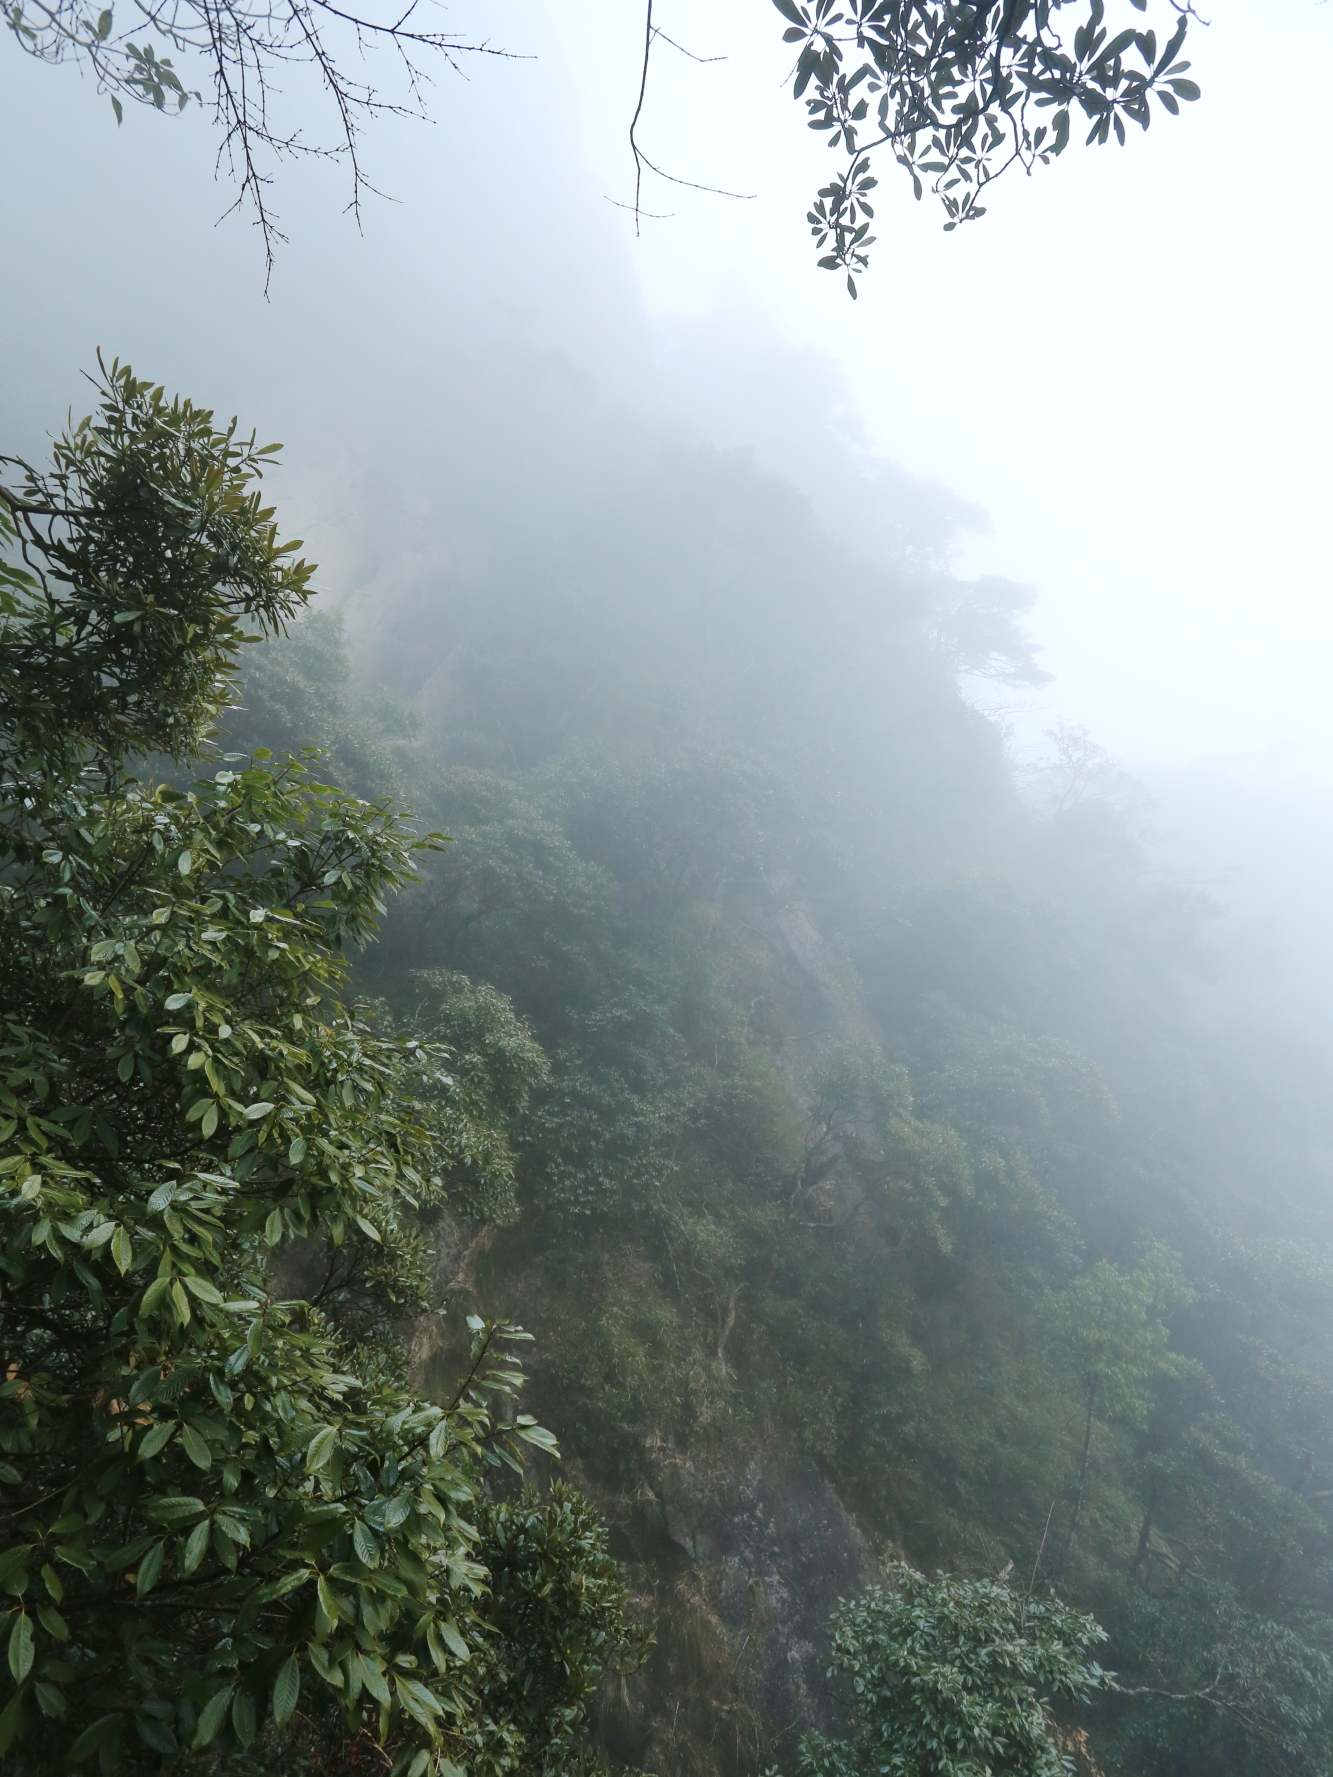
[180,1425,213,1470]
[7,1613,33,1681]
[137,1421,176,1461]
[393,1673,442,1727]
[231,1687,257,1747]
[183,1518,210,1575]
[272,1654,300,1724]
[194,1687,232,1749]
[135,1541,165,1596]
[305,1426,338,1472]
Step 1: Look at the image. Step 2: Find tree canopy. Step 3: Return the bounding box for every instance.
[797,1564,1107,1777]
[0,363,640,1774]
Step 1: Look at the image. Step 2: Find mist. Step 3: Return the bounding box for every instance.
[5,1,1333,1771]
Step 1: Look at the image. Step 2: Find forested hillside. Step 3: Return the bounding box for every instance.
[227,419,1333,1777]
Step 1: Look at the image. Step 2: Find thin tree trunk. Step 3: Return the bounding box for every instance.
[1130,1481,1158,1581]
[1063,1376,1098,1573]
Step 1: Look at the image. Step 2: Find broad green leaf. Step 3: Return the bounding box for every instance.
[194,1687,232,1748]
[137,1421,176,1461]
[231,1688,257,1748]
[182,1518,210,1575]
[180,1425,212,1470]
[305,1426,338,1472]
[355,1652,390,1706]
[65,1714,121,1763]
[272,1654,300,1724]
[393,1673,442,1728]
[135,1540,165,1596]
[182,1273,224,1304]
[7,1612,33,1680]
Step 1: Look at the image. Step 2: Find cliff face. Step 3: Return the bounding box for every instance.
[639,1440,872,1754]
[237,599,1333,1777]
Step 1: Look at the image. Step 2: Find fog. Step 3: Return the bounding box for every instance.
[9,4,1333,1769]
[6,0,1331,1049]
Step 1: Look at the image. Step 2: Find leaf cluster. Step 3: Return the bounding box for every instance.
[771,0,1201,292]
[0,368,632,1775]
[799,1563,1107,1777]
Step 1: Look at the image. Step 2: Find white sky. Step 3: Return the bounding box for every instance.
[536,0,1333,782]
[4,1,1327,790]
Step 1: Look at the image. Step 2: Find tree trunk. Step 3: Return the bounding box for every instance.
[1130,1482,1158,1581]
[1063,1377,1098,1574]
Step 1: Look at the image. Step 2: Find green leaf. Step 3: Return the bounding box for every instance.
[0,1693,24,1758]
[111,1225,133,1274]
[232,1687,257,1747]
[183,1273,224,1304]
[134,1713,178,1754]
[0,1548,32,1591]
[138,1275,173,1320]
[180,1425,212,1470]
[137,1420,176,1461]
[8,1612,33,1680]
[194,1686,232,1748]
[135,1540,165,1596]
[516,1422,559,1452]
[183,1518,210,1575]
[393,1673,443,1728]
[33,1680,65,1717]
[316,1573,342,1634]
[355,1653,390,1706]
[141,1494,204,1525]
[439,1617,470,1661]
[305,1426,338,1472]
[244,1101,274,1120]
[272,1654,300,1724]
[66,1712,121,1763]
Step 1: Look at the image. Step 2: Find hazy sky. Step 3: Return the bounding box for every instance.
[3,0,1332,1023]
[537,0,1332,781]
[4,1,1327,789]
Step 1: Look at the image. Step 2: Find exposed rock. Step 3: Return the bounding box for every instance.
[646,1437,873,1753]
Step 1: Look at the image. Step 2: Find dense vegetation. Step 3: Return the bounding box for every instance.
[7,361,1333,1777]
[0,367,641,1774]
[223,394,1333,1777]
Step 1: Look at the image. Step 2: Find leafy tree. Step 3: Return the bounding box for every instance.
[1113,1579,1333,1777]
[0,363,636,1773]
[226,562,1333,1777]
[469,1483,652,1776]
[798,1563,1107,1777]
[1043,1252,1186,1574]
